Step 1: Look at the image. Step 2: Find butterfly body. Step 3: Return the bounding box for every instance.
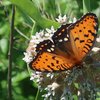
[29,13,98,72]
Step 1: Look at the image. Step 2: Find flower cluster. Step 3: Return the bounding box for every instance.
[23,26,55,63]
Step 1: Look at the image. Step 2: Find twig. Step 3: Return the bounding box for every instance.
[8,5,15,100]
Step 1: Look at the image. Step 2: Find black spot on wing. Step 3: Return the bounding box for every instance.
[56,60,59,64]
[45,59,48,61]
[84,34,89,37]
[52,56,56,60]
[51,63,54,66]
[87,39,93,43]
[79,30,82,32]
[84,46,90,51]
[61,64,66,69]
[74,37,79,41]
[85,44,91,48]
[83,27,86,29]
[80,40,85,43]
[82,50,87,54]
[88,30,97,37]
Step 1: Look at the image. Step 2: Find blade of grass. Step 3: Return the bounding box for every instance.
[83,0,91,14]
[44,0,57,19]
[15,27,30,40]
[35,87,40,100]
[10,0,60,29]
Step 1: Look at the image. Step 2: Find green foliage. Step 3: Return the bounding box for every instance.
[11,0,60,29]
[0,0,100,100]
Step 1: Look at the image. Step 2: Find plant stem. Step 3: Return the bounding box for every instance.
[35,87,40,100]
[8,5,15,100]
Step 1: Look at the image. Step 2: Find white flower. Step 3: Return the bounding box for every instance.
[29,27,56,52]
[30,71,43,83]
[22,52,33,63]
[92,47,100,52]
[47,82,59,91]
[45,26,56,39]
[96,36,100,42]
[69,17,77,23]
[30,30,45,43]
[56,15,67,24]
[61,97,66,100]
[73,17,77,23]
[46,73,54,79]
[77,90,81,96]
[42,92,51,98]
[30,71,42,79]
[46,26,55,34]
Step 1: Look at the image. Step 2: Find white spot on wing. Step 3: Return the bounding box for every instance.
[67,34,69,37]
[51,48,54,51]
[47,49,51,52]
[64,38,68,41]
[52,45,55,47]
[59,39,63,42]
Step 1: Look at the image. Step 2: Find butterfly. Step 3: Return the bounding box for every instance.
[29,13,98,72]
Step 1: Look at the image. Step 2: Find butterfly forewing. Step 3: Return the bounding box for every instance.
[29,40,75,72]
[52,24,71,44]
[68,13,98,60]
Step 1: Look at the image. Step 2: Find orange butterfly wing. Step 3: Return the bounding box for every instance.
[68,13,98,60]
[30,52,74,72]
[29,40,75,72]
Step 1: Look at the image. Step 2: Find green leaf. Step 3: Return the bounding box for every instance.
[74,83,79,89]
[0,38,8,54]
[44,0,57,18]
[10,0,60,28]
[73,95,78,100]
[2,0,11,6]
[83,0,91,14]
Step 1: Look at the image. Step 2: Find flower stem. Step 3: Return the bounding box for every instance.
[8,5,15,100]
[35,87,40,100]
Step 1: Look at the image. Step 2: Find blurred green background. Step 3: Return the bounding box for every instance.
[0,0,100,100]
